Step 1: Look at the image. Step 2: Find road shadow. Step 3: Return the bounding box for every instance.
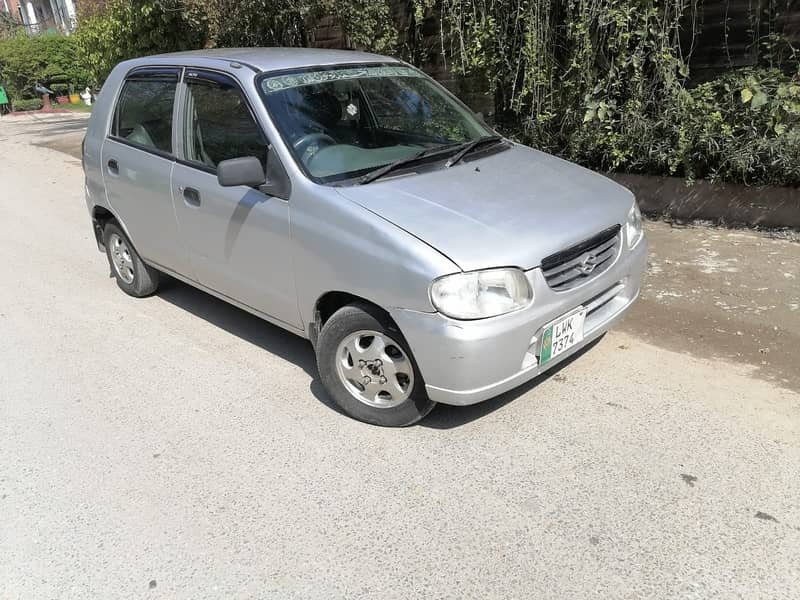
[420,336,605,430]
[155,277,353,417]
[33,137,84,160]
[157,278,358,418]
[4,115,89,136]
[15,116,90,159]
[154,276,605,428]
[33,117,89,135]
[155,277,316,376]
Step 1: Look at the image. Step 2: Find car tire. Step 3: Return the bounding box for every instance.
[316,302,436,426]
[103,222,159,297]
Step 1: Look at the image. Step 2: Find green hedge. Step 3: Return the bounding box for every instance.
[678,69,800,187]
[11,97,43,111]
[565,68,800,187]
[74,0,208,84]
[0,34,90,101]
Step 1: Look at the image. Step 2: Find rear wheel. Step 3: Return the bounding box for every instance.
[316,303,436,426]
[103,222,159,297]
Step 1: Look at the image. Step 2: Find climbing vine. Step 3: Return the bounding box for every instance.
[437,1,695,159]
[427,0,799,185]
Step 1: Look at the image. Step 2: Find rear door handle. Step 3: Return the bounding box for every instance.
[107,159,119,175]
[182,186,201,207]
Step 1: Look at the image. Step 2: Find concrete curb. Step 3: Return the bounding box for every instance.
[609,173,800,229]
[5,109,72,116]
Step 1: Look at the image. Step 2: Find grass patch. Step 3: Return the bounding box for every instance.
[59,102,93,112]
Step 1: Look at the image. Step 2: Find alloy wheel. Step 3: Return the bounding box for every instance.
[335,330,415,408]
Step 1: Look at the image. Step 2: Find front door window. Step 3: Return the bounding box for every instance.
[182,72,267,170]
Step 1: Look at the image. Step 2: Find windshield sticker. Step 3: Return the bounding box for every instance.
[261,66,422,93]
[346,103,358,116]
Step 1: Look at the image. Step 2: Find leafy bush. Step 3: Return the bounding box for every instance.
[50,83,70,95]
[74,0,397,84]
[207,0,396,54]
[74,0,209,84]
[565,67,800,186]
[11,98,43,111]
[0,34,90,101]
[434,0,800,187]
[678,69,800,186]
[208,0,317,48]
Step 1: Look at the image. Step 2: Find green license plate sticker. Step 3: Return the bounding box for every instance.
[540,308,587,365]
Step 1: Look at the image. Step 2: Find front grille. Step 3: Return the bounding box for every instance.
[541,225,621,291]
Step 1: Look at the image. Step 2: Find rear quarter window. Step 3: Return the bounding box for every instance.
[112,78,177,154]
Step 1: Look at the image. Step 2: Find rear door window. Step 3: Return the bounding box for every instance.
[112,71,179,154]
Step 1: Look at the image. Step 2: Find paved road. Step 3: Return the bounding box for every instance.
[1,114,799,599]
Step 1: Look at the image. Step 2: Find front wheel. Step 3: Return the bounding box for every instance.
[316,303,436,426]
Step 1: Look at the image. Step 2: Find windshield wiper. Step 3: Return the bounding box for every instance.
[358,144,459,185]
[444,135,505,168]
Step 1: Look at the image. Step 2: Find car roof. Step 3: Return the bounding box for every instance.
[148,47,402,73]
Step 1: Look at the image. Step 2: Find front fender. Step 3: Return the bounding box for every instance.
[291,185,459,333]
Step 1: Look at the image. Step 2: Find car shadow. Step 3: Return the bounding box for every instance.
[155,275,335,392]
[155,276,604,428]
[7,116,88,136]
[156,277,356,418]
[36,118,90,135]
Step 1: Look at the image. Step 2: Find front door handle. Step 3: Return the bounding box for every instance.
[107,159,119,175]
[182,186,201,207]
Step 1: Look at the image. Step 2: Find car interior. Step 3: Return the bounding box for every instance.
[113,72,485,182]
[183,79,267,170]
[264,79,465,179]
[115,79,175,153]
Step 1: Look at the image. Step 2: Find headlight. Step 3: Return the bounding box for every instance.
[625,201,644,248]
[430,268,533,320]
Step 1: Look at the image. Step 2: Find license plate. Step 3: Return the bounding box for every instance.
[540,307,587,365]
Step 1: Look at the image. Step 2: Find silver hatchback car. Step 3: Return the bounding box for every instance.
[83,48,647,426]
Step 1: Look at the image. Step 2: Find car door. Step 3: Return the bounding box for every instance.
[171,69,301,329]
[101,67,191,277]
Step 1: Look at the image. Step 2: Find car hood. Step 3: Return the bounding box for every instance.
[336,144,635,272]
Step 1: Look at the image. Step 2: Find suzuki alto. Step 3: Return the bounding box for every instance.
[82,48,647,426]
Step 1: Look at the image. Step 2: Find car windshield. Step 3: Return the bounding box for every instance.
[258,64,496,183]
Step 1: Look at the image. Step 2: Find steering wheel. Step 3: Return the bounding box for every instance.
[293,132,336,162]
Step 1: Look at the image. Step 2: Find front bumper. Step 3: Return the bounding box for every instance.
[391,239,648,406]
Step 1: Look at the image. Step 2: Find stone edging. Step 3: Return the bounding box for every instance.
[608,173,800,229]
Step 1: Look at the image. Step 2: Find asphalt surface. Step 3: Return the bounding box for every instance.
[1,113,799,599]
[622,220,800,391]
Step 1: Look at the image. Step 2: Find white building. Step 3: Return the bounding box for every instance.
[0,0,77,34]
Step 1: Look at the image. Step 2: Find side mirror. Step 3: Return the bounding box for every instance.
[217,151,292,201]
[217,156,266,188]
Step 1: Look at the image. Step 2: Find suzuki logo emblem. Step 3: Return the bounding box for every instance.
[577,253,599,274]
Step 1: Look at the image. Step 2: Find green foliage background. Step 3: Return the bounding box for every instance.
[74,0,208,86]
[2,0,797,186]
[73,0,397,84]
[9,97,43,111]
[0,34,91,100]
[436,0,800,186]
